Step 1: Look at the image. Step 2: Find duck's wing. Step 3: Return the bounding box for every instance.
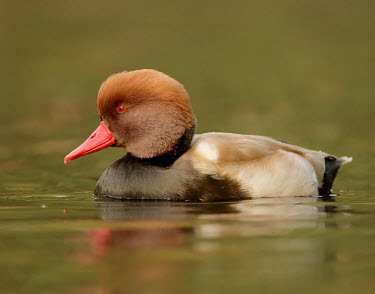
[179,132,351,197]
[188,132,328,181]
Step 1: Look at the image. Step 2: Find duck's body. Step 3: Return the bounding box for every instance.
[65,69,351,201]
[94,132,351,201]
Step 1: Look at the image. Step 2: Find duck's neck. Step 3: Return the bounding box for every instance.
[129,121,196,167]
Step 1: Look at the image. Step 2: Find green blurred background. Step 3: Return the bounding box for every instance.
[1,0,375,190]
[1,0,375,194]
[0,1,375,293]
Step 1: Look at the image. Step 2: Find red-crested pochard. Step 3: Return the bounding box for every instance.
[64,69,352,201]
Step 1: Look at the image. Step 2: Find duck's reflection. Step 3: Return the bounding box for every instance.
[87,196,352,253]
[96,195,344,222]
[97,199,238,221]
[83,226,193,256]
[72,196,353,294]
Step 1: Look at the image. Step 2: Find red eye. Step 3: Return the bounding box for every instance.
[117,105,126,113]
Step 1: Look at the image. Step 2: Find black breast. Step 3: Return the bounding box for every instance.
[94,154,246,201]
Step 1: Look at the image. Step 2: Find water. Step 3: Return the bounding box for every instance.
[1,1,375,293]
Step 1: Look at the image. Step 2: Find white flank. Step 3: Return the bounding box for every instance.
[196,141,219,161]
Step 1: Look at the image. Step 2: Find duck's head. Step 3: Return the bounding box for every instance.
[64,69,196,164]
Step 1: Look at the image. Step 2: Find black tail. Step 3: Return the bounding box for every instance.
[319,156,352,196]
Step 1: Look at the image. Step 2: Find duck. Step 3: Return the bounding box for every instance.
[64,69,352,201]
